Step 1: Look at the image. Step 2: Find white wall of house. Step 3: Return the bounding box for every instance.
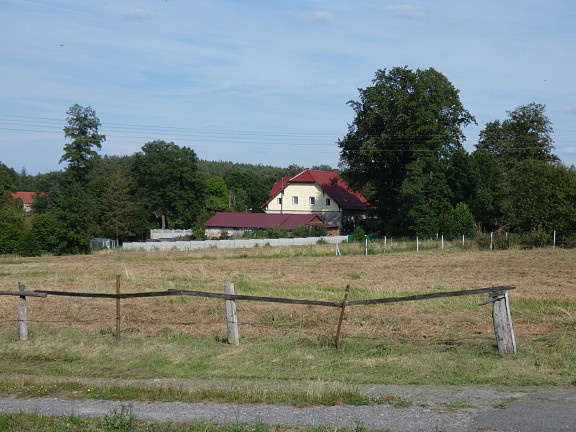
[264,183,344,229]
[265,183,339,214]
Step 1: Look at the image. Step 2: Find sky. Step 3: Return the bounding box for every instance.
[1,0,575,175]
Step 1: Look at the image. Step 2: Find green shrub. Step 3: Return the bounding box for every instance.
[193,228,205,240]
[351,226,366,242]
[520,230,550,248]
[447,203,476,238]
[311,225,328,237]
[14,229,42,257]
[292,225,310,238]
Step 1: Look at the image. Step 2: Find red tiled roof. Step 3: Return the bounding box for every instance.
[204,212,336,229]
[263,169,371,210]
[12,192,41,204]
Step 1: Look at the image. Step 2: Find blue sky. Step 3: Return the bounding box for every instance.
[1,0,575,175]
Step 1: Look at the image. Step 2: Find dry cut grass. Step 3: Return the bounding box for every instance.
[1,246,575,345]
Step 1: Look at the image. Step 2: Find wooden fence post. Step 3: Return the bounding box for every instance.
[335,285,350,349]
[116,275,121,341]
[224,281,239,346]
[18,282,28,341]
[492,291,517,354]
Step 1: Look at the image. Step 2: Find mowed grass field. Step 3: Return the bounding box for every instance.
[1,244,575,391]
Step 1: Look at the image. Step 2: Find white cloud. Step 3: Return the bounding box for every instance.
[122,9,153,20]
[563,147,576,154]
[564,105,576,114]
[300,11,335,25]
[384,4,425,19]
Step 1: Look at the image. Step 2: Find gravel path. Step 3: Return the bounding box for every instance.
[1,377,576,431]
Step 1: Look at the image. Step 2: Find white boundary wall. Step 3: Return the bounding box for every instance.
[149,229,193,240]
[122,236,348,251]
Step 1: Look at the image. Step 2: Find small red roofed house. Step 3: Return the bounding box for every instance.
[261,169,374,233]
[11,192,44,213]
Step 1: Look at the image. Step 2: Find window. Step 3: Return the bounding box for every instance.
[326,198,331,206]
[309,197,315,206]
[292,196,298,205]
[277,198,282,205]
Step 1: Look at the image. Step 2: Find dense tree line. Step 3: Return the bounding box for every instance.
[339,66,576,239]
[0,105,311,255]
[2,66,576,255]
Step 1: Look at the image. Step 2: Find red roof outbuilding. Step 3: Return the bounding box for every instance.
[204,212,336,230]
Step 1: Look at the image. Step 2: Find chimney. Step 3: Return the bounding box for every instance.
[332,169,338,178]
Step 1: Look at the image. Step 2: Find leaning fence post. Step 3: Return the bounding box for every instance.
[491,290,517,354]
[18,282,28,341]
[335,285,350,349]
[224,281,239,346]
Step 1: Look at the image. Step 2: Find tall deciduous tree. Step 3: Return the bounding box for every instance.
[61,104,106,181]
[225,171,268,212]
[132,140,206,229]
[338,66,475,235]
[467,150,502,231]
[500,160,576,233]
[476,103,557,167]
[51,179,100,255]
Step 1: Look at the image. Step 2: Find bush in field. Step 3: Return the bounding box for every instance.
[351,226,366,242]
[520,229,550,248]
[475,232,509,250]
[447,202,476,238]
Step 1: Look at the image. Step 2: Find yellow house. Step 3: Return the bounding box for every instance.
[262,169,373,233]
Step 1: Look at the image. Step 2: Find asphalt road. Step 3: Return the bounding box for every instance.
[1,379,575,431]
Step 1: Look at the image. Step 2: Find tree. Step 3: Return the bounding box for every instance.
[30,213,59,253]
[132,140,206,229]
[338,66,475,234]
[206,177,229,209]
[467,150,502,231]
[476,103,557,167]
[500,160,576,233]
[225,171,268,212]
[61,104,106,181]
[447,202,476,238]
[0,163,16,207]
[51,179,100,254]
[0,205,25,254]
[99,169,137,244]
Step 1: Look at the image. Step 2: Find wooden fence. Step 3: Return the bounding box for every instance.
[1,279,517,354]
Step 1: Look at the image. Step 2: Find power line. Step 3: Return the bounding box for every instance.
[2,113,575,151]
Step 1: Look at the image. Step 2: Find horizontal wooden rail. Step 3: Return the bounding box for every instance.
[0,290,47,298]
[33,289,182,299]
[28,285,515,307]
[346,285,515,306]
[171,289,343,307]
